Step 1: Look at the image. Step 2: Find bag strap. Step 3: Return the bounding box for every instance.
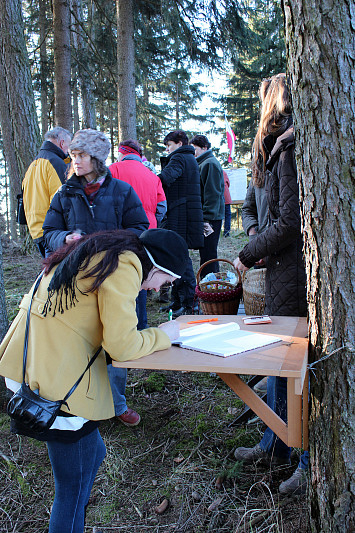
[22,271,44,382]
[62,345,102,404]
[22,271,102,406]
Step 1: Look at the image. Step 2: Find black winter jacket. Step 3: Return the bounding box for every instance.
[43,170,149,252]
[159,145,204,249]
[239,126,307,316]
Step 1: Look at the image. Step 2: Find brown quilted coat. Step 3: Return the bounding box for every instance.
[239,125,307,316]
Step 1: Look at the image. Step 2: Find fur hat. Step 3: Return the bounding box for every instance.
[139,229,189,278]
[69,129,111,163]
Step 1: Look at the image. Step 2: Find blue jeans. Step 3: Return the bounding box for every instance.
[136,290,148,329]
[259,376,309,469]
[107,364,128,416]
[224,204,231,235]
[47,428,106,533]
[259,376,291,460]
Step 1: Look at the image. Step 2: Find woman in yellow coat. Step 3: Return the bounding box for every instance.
[0,228,189,533]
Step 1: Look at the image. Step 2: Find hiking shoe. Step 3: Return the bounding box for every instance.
[118,408,141,427]
[234,444,290,465]
[253,376,268,393]
[279,467,307,495]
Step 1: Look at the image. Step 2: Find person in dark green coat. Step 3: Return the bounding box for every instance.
[190,135,224,275]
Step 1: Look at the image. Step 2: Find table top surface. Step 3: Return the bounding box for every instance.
[113,315,308,379]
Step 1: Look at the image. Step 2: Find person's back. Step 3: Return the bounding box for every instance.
[22,126,71,257]
[110,140,166,229]
[190,135,224,275]
[158,130,203,317]
[159,140,203,250]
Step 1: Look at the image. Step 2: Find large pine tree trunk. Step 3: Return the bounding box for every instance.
[0,0,41,240]
[53,0,72,131]
[283,1,355,531]
[116,0,136,141]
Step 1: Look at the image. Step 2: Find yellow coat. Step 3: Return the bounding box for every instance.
[22,158,63,241]
[0,252,170,421]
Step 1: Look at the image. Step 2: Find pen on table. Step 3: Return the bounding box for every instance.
[168,309,173,321]
[187,318,218,324]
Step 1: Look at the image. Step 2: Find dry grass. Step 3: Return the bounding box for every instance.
[0,217,309,532]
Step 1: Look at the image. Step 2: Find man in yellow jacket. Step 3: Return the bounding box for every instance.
[22,126,71,257]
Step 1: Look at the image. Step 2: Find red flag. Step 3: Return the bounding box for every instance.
[225,116,236,163]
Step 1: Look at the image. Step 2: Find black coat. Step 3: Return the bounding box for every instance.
[239,126,307,316]
[43,170,149,252]
[159,145,204,249]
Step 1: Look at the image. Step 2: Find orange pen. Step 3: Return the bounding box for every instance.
[186,318,218,324]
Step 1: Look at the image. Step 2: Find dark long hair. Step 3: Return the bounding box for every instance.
[43,230,153,294]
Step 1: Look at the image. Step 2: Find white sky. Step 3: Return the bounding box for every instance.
[180,69,229,155]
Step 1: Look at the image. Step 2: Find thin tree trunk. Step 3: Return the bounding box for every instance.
[0,233,8,409]
[175,80,180,129]
[72,0,96,129]
[39,0,49,135]
[72,78,80,133]
[283,1,355,531]
[53,0,72,131]
[0,0,40,240]
[116,0,136,141]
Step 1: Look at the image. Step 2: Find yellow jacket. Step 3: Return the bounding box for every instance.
[22,141,69,241]
[0,252,170,421]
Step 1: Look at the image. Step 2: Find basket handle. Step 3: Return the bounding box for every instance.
[196,258,242,286]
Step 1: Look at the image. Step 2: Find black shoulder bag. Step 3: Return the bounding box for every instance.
[16,192,27,225]
[7,272,102,434]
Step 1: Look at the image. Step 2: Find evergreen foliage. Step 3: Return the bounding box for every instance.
[224,0,286,164]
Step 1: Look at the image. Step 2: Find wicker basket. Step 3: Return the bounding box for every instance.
[195,258,242,315]
[242,268,266,315]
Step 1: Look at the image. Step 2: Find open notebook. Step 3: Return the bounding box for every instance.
[172,322,282,358]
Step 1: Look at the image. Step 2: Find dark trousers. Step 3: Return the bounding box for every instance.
[199,219,222,276]
[171,256,196,309]
[224,204,231,235]
[136,290,148,329]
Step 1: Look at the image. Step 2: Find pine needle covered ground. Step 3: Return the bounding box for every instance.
[0,217,308,532]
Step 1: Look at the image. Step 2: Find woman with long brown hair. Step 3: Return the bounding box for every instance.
[233,73,308,495]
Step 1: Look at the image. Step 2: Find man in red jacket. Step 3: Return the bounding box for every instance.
[110,139,167,328]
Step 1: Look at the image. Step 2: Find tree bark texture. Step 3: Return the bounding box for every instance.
[0,0,41,239]
[116,0,137,141]
[39,0,49,134]
[283,1,355,531]
[53,0,72,131]
[72,0,96,129]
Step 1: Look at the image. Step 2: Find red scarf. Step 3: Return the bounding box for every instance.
[84,176,106,204]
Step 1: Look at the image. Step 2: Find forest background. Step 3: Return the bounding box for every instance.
[0,1,354,532]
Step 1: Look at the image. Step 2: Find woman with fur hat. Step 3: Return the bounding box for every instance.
[43,129,149,428]
[43,129,149,250]
[0,228,189,533]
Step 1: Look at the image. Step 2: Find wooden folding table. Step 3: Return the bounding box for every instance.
[113,315,309,449]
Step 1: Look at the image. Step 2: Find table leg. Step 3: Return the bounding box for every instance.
[287,378,302,448]
[218,373,288,446]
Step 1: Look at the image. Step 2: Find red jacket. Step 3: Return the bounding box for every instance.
[110,160,166,228]
[223,171,232,204]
